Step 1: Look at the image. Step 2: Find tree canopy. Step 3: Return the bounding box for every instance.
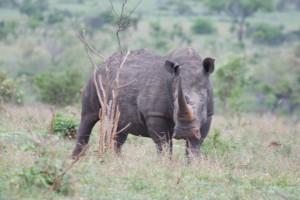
[204,0,274,42]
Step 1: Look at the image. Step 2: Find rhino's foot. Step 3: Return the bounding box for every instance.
[72,145,88,159]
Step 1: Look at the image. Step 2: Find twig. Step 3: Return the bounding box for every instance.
[110,0,120,18]
[118,74,142,89]
[110,0,142,53]
[75,32,105,60]
[117,123,131,134]
[128,0,143,17]
[48,108,55,135]
[76,0,141,156]
[47,145,89,193]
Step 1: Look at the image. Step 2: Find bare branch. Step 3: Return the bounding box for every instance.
[118,74,142,89]
[76,0,141,156]
[47,145,89,193]
[75,32,105,60]
[110,0,120,18]
[119,49,131,69]
[110,0,142,53]
[128,0,143,17]
[117,123,131,134]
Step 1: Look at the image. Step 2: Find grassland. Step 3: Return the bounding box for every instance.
[0,0,300,199]
[0,106,299,199]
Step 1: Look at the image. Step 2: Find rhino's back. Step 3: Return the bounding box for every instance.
[99,49,169,136]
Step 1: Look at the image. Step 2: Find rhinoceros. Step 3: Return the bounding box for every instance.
[72,48,214,159]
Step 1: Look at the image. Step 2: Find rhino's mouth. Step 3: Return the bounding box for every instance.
[173,125,200,140]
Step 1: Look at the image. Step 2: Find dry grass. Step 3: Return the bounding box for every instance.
[0,105,299,199]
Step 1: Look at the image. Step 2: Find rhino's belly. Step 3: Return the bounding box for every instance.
[117,121,150,137]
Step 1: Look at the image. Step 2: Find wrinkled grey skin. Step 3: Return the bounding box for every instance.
[72,48,214,160]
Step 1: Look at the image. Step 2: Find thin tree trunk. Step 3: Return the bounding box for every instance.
[238,17,245,43]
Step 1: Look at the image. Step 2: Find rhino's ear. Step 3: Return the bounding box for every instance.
[165,60,180,75]
[203,57,215,75]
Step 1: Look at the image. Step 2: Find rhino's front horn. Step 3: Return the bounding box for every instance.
[177,79,195,122]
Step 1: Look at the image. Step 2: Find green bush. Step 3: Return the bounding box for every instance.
[0,20,17,39]
[85,10,115,30]
[215,56,248,113]
[248,23,285,45]
[52,113,78,139]
[293,43,300,57]
[27,15,44,29]
[176,2,193,16]
[202,128,230,156]
[47,9,72,25]
[0,71,23,104]
[14,159,72,194]
[35,69,83,106]
[19,0,39,16]
[191,18,216,35]
[11,133,73,195]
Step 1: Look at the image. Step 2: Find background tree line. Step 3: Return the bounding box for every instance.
[0,0,299,117]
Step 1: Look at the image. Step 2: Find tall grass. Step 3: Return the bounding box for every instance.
[0,106,299,199]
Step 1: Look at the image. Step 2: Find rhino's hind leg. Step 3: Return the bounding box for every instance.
[72,113,99,158]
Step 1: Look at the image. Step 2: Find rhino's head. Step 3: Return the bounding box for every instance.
[165,52,214,144]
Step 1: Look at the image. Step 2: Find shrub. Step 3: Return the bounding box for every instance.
[11,133,73,195]
[47,9,72,25]
[85,10,115,30]
[176,2,193,16]
[215,56,248,113]
[35,69,83,106]
[52,113,78,139]
[202,128,230,156]
[27,15,44,29]
[14,159,72,194]
[293,43,300,58]
[286,28,300,42]
[191,18,216,35]
[0,71,23,104]
[19,0,39,16]
[248,23,285,45]
[0,20,17,39]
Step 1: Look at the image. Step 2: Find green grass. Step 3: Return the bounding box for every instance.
[0,1,300,198]
[0,106,299,199]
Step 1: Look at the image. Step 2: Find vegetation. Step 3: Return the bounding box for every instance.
[247,23,285,45]
[52,113,78,139]
[215,56,248,113]
[0,106,299,199]
[0,0,298,115]
[0,71,23,104]
[191,18,217,35]
[0,0,300,199]
[204,0,274,42]
[35,69,82,106]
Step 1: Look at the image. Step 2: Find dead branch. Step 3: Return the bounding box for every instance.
[117,123,131,134]
[0,97,6,113]
[48,108,55,135]
[110,0,142,53]
[75,32,105,60]
[118,74,142,89]
[47,145,89,193]
[128,0,142,17]
[77,0,139,156]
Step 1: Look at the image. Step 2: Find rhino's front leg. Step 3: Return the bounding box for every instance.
[146,117,173,156]
[186,115,212,162]
[113,132,129,155]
